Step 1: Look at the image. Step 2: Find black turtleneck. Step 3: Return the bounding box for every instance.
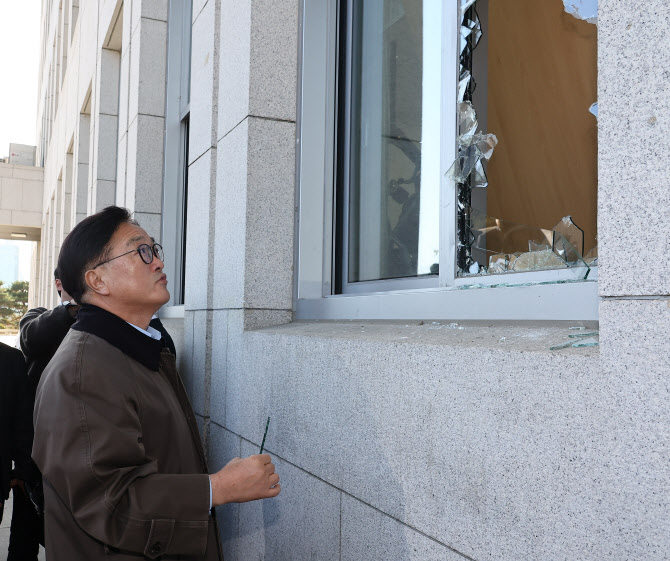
[72,304,163,371]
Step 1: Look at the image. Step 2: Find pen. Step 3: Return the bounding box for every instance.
[259,416,270,454]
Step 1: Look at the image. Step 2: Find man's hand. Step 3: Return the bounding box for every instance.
[210,454,280,507]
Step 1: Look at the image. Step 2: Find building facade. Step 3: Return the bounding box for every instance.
[33,0,669,559]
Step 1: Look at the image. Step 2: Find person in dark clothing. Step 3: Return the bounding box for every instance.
[21,270,176,399]
[0,341,40,561]
[20,269,80,398]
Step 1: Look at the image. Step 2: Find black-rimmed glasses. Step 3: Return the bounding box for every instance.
[92,243,164,269]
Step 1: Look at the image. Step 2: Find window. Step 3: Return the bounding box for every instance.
[162,0,192,307]
[296,0,598,321]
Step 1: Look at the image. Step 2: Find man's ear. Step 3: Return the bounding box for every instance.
[84,269,110,296]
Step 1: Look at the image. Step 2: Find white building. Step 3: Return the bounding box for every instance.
[24,0,670,559]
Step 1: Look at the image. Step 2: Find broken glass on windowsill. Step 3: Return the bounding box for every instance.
[460,206,592,280]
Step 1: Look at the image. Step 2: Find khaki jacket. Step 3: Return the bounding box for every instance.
[33,305,223,560]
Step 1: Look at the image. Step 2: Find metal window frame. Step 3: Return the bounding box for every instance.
[162,0,192,307]
[295,0,598,321]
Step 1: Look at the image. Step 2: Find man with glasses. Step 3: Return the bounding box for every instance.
[32,206,280,560]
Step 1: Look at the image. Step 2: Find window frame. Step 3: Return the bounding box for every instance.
[295,0,598,321]
[162,0,192,308]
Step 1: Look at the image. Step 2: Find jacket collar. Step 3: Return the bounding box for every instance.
[72,304,162,371]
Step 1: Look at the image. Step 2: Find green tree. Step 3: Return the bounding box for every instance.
[0,280,29,330]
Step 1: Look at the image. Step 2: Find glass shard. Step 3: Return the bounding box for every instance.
[571,337,599,348]
[458,71,472,103]
[465,206,590,277]
[568,331,599,338]
[512,248,567,271]
[458,101,478,138]
[460,17,482,55]
[552,216,584,258]
[550,340,574,351]
[461,0,478,14]
[584,244,598,266]
[589,101,598,119]
[447,133,498,184]
[562,0,598,24]
[488,253,509,274]
[471,159,488,188]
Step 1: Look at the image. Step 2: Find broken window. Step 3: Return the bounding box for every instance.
[333,0,597,294]
[452,0,598,277]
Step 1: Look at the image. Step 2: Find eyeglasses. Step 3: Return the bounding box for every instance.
[92,243,164,269]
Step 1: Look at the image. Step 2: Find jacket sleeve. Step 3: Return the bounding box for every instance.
[20,306,75,358]
[33,349,211,559]
[9,355,40,484]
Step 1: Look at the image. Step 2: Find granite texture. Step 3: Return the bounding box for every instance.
[136,18,167,118]
[190,310,210,417]
[98,48,120,116]
[598,0,670,296]
[217,0,251,139]
[131,114,164,213]
[132,212,161,242]
[114,132,127,206]
[248,0,299,123]
[235,439,340,561]
[188,0,216,164]
[132,0,168,26]
[184,149,213,310]
[341,495,466,561]
[221,321,625,560]
[209,309,229,427]
[95,114,118,181]
[593,298,670,559]
[212,120,248,310]
[181,310,196,398]
[124,117,138,209]
[212,117,295,311]
[93,179,115,211]
[243,117,295,310]
[118,49,130,134]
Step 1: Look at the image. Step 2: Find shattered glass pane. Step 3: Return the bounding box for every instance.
[584,244,598,266]
[446,134,497,184]
[589,102,598,120]
[447,149,479,184]
[466,206,590,277]
[460,18,482,55]
[462,133,497,159]
[512,248,567,271]
[458,71,471,103]
[461,0,477,14]
[562,0,598,24]
[471,159,488,188]
[552,216,584,258]
[458,101,478,138]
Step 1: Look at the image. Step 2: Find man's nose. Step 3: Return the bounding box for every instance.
[151,256,164,271]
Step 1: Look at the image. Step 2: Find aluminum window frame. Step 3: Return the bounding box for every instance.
[295,0,598,321]
[162,0,192,307]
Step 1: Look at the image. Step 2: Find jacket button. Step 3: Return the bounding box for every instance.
[150,542,162,555]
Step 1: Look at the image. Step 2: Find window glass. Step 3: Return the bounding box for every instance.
[345,0,440,283]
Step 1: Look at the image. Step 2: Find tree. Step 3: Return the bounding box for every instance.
[0,280,29,330]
